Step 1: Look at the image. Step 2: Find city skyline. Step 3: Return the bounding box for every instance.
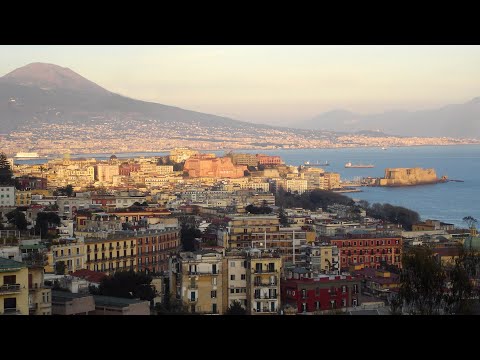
[1,45,480,126]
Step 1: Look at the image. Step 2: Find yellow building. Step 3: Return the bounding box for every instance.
[323,172,341,190]
[27,263,52,315]
[221,215,313,264]
[0,258,29,315]
[246,249,282,315]
[15,190,32,206]
[175,250,224,314]
[85,236,137,275]
[47,238,87,274]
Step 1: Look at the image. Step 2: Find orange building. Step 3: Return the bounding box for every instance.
[184,154,247,178]
[256,154,283,166]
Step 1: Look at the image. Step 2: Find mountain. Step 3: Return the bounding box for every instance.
[1,63,108,95]
[0,62,273,134]
[300,99,480,138]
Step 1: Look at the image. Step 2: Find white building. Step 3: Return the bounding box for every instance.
[0,186,15,207]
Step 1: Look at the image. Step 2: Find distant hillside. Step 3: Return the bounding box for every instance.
[298,98,480,138]
[0,62,274,134]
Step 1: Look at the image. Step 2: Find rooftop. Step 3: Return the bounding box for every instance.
[93,295,148,307]
[0,257,26,272]
[51,290,93,303]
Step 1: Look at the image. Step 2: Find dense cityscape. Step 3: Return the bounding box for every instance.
[0,147,478,315]
[1,45,479,317]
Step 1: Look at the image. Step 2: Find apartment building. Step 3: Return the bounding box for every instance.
[0,257,28,315]
[246,249,282,315]
[137,229,180,273]
[174,250,224,314]
[330,234,403,271]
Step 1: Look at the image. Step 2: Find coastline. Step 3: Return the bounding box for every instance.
[19,142,480,159]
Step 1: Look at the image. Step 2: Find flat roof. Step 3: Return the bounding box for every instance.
[93,295,148,307]
[51,290,93,303]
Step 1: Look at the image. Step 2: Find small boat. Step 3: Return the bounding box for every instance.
[381,147,387,150]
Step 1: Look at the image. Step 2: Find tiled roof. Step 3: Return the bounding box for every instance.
[71,269,107,284]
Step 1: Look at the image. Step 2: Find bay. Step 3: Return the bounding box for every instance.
[15,145,480,227]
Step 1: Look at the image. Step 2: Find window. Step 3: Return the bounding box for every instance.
[4,297,16,311]
[190,292,196,301]
[341,299,346,307]
[241,274,246,280]
[342,285,346,293]
[212,277,217,286]
[230,289,235,294]
[230,275,235,281]
[211,290,217,298]
[315,301,320,310]
[76,248,79,255]
[230,261,236,267]
[3,275,16,285]
[212,303,217,314]
[235,289,240,293]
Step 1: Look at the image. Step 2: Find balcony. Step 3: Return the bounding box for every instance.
[0,284,21,294]
[1,308,21,315]
[116,246,122,250]
[254,282,278,287]
[188,298,197,303]
[94,248,99,252]
[188,284,198,289]
[29,303,38,310]
[188,271,220,276]
[253,269,277,274]
[108,246,114,251]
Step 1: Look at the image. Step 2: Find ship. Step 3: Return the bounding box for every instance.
[14,152,46,159]
[304,160,329,166]
[381,147,387,150]
[345,162,375,168]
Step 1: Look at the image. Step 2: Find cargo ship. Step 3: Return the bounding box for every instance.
[345,162,374,168]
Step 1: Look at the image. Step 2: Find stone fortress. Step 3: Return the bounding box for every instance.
[376,167,446,186]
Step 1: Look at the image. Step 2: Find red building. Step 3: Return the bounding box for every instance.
[137,229,180,273]
[119,163,141,176]
[330,235,402,271]
[256,154,283,166]
[17,176,47,190]
[281,273,361,313]
[91,195,116,207]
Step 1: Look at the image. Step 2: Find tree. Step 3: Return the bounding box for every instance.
[245,204,272,214]
[97,270,155,302]
[34,212,61,238]
[181,223,202,251]
[0,152,14,186]
[5,209,28,231]
[55,261,66,275]
[463,216,478,230]
[278,207,289,227]
[225,300,247,315]
[155,295,189,315]
[398,246,446,315]
[54,184,74,197]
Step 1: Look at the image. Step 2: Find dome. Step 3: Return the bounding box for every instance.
[110,154,117,160]
[463,235,480,251]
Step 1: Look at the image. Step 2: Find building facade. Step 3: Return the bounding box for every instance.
[0,258,28,315]
[175,251,224,314]
[330,235,403,271]
[281,273,361,313]
[137,229,180,273]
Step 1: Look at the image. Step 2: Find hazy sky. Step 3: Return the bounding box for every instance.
[1,45,480,125]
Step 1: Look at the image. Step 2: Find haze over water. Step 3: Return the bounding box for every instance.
[19,145,480,228]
